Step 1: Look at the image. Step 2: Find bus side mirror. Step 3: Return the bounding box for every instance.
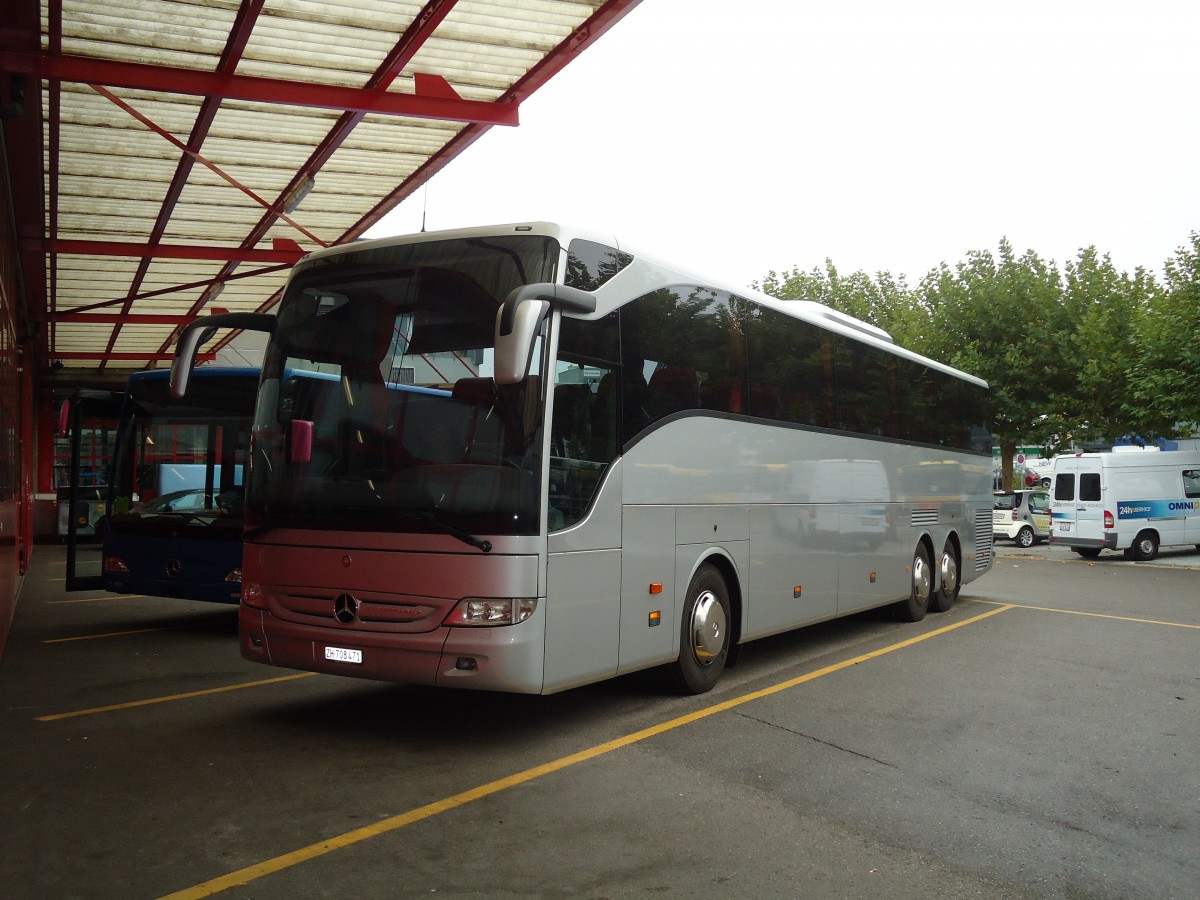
[494,283,596,385]
[171,313,276,398]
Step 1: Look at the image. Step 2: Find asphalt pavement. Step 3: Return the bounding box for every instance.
[1,541,1196,899]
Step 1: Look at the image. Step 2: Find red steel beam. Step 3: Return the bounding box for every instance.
[37,238,305,263]
[52,313,211,324]
[0,50,518,126]
[54,352,216,361]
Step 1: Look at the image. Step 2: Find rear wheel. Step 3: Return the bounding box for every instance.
[1128,531,1159,561]
[893,543,931,622]
[929,539,960,613]
[1015,525,1034,549]
[666,564,731,695]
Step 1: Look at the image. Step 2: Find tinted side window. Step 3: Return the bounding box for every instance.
[835,335,892,436]
[745,303,989,451]
[566,240,633,291]
[620,286,745,438]
[1079,472,1101,502]
[745,303,834,428]
[1183,469,1200,499]
[1054,473,1075,501]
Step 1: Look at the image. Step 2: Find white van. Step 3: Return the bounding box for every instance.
[1050,450,1200,560]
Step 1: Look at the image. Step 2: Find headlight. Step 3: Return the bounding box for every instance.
[443,598,537,627]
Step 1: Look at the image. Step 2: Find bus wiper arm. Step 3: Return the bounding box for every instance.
[402,510,492,553]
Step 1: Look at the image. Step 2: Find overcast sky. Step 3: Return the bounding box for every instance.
[366,0,1199,291]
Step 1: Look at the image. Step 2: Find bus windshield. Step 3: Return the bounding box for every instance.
[249,235,558,538]
[108,371,256,540]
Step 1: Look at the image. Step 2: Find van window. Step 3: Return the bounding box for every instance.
[1054,473,1075,501]
[1184,469,1200,499]
[1079,472,1101,502]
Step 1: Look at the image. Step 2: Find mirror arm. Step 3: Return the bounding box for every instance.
[171,313,275,398]
[498,283,596,336]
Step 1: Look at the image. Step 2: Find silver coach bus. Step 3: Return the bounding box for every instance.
[172,222,994,695]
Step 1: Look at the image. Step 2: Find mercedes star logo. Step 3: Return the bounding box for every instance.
[333,593,359,624]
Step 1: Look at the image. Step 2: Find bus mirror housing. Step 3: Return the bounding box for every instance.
[57,398,71,439]
[171,313,276,398]
[494,283,596,385]
[290,420,313,465]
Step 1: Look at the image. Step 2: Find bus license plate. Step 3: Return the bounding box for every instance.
[325,646,362,664]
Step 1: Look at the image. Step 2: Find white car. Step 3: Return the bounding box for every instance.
[993,489,1051,547]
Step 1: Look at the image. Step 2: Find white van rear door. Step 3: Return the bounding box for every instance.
[1184,467,1200,546]
[1052,459,1104,544]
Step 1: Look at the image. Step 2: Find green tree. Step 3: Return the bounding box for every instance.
[1039,247,1156,450]
[916,239,1070,489]
[1126,232,1200,435]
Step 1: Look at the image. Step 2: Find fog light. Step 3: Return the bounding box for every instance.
[242,581,266,609]
[455,657,478,670]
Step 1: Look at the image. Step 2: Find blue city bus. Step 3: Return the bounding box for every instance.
[99,367,259,603]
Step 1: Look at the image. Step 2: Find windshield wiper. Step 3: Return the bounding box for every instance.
[399,510,492,553]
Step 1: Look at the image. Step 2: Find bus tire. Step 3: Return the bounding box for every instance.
[929,539,960,613]
[1128,531,1159,561]
[893,543,931,622]
[1015,525,1034,549]
[667,563,730,695]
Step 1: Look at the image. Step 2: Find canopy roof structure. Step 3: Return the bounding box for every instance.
[1,0,641,378]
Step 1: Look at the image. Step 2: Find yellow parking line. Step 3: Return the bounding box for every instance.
[43,623,227,643]
[48,594,155,604]
[35,672,317,721]
[975,598,1200,630]
[159,604,1014,899]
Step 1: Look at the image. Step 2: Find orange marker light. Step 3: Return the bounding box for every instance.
[648,610,661,627]
[649,582,663,595]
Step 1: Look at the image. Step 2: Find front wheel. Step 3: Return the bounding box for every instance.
[1128,531,1159,561]
[893,543,931,622]
[666,564,731,695]
[929,539,960,613]
[1073,547,1102,559]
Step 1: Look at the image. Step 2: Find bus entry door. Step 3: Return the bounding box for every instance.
[60,389,121,591]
